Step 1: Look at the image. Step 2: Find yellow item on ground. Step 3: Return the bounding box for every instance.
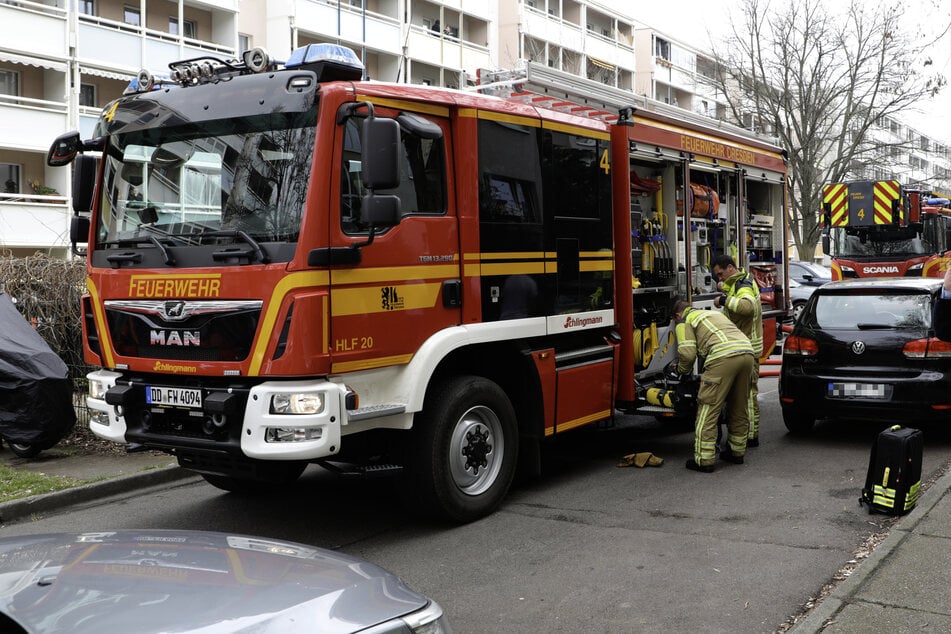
[617,452,665,468]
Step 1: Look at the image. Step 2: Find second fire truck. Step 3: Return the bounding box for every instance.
[822,179,951,279]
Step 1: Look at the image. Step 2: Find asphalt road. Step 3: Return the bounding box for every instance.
[3,375,951,633]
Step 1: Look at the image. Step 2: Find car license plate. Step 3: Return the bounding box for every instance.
[827,382,887,399]
[146,386,202,409]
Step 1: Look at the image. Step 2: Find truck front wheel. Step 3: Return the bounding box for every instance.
[404,376,518,523]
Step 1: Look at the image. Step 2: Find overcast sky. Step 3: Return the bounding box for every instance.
[629,1,951,145]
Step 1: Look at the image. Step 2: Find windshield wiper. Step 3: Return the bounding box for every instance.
[856,323,893,330]
[203,229,270,264]
[149,235,175,266]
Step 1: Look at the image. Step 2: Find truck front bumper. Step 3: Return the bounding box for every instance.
[86,370,348,461]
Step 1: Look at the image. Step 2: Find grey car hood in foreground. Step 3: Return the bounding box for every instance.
[0,530,429,634]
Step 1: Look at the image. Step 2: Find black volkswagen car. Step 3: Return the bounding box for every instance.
[780,277,951,433]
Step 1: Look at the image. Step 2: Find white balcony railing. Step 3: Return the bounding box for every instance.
[297,1,403,56]
[0,95,68,152]
[0,196,71,249]
[0,0,68,59]
[77,14,234,75]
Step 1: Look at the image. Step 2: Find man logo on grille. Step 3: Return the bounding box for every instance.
[163,300,188,321]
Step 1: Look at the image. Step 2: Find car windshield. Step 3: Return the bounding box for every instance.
[97,109,317,247]
[810,291,932,329]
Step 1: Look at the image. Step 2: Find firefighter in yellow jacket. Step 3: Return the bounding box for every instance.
[712,255,763,446]
[672,298,754,472]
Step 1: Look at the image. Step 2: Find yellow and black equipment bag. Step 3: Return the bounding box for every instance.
[860,425,923,516]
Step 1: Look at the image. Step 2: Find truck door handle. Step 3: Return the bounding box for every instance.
[442,279,462,308]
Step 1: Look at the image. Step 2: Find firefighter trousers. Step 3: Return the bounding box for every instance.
[748,359,760,440]
[693,353,754,466]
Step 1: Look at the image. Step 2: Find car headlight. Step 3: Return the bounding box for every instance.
[402,600,452,634]
[269,392,324,415]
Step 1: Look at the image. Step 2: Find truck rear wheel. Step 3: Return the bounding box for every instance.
[403,376,518,523]
[200,462,307,494]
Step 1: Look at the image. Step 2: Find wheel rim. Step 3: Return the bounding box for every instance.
[793,302,804,320]
[449,405,504,496]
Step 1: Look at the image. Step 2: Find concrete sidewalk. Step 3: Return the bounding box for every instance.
[792,468,951,632]
[0,444,197,523]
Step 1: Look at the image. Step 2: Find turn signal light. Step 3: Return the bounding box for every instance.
[783,335,818,356]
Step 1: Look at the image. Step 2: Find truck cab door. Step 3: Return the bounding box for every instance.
[327,105,460,373]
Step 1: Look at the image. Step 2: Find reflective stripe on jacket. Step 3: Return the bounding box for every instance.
[721,269,763,355]
[676,307,754,374]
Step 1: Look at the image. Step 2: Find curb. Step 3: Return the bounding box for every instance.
[791,467,951,632]
[0,466,199,523]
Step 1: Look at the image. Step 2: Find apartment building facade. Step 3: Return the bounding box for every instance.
[0,0,238,257]
[1,0,947,257]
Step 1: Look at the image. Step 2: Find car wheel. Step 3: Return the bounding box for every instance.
[792,300,806,321]
[7,442,41,459]
[403,376,518,523]
[200,462,307,494]
[782,406,816,434]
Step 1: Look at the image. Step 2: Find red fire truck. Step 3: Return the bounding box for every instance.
[822,180,951,279]
[49,46,790,522]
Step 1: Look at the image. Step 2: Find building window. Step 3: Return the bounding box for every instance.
[1,164,20,195]
[0,69,18,100]
[169,17,197,39]
[123,6,140,26]
[78,0,95,15]
[238,33,251,54]
[79,83,96,107]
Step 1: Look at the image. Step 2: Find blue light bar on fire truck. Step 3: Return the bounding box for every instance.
[285,43,365,82]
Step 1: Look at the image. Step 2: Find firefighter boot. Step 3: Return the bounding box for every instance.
[685,459,714,473]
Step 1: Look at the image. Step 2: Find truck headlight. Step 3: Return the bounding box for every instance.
[88,379,109,401]
[270,392,324,415]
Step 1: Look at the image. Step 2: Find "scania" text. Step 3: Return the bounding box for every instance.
[150,330,200,346]
[861,265,900,274]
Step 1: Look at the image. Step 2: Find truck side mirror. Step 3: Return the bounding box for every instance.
[821,232,830,255]
[822,202,831,229]
[892,199,901,225]
[361,117,400,190]
[48,131,83,167]
[361,192,401,227]
[72,155,99,214]
[70,215,90,257]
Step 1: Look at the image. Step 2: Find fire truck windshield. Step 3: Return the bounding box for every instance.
[96,111,317,250]
[833,226,933,259]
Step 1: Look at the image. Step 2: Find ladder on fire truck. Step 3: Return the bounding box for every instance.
[474,60,779,145]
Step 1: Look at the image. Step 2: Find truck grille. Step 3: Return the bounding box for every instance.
[104,299,262,362]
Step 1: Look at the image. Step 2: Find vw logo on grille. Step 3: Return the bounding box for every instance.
[162,300,188,321]
[851,340,866,355]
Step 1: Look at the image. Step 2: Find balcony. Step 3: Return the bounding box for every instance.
[0,0,68,60]
[296,1,403,56]
[584,31,633,69]
[404,25,490,75]
[522,6,583,52]
[0,195,70,250]
[77,14,235,75]
[0,95,68,152]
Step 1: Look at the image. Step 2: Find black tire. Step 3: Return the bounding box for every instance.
[200,462,307,494]
[403,376,518,523]
[8,442,41,459]
[782,406,816,434]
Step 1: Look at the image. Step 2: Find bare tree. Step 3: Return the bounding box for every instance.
[709,0,948,262]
